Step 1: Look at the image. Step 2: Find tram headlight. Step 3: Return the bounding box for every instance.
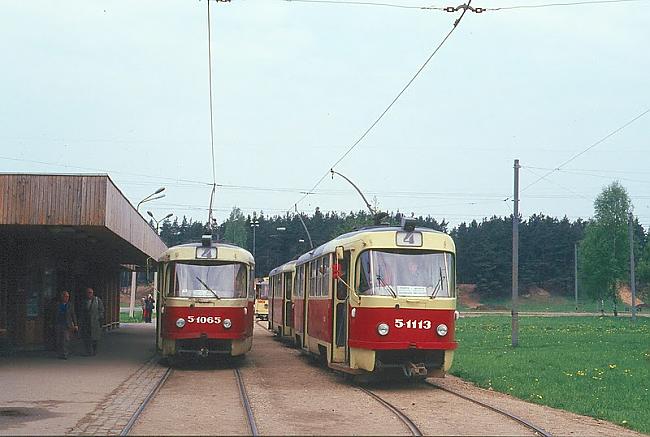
[377,323,390,336]
[175,318,186,328]
[223,318,232,329]
[436,323,448,337]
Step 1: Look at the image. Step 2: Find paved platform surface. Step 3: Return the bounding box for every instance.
[0,323,158,436]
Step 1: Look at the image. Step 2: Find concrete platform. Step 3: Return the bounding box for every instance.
[0,323,156,435]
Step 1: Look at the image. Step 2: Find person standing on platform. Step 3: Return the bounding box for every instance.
[79,287,105,356]
[54,290,78,359]
[144,294,155,323]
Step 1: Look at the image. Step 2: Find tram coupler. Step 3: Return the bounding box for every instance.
[403,362,427,377]
[199,347,209,358]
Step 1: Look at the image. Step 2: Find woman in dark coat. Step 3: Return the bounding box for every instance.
[53,290,78,359]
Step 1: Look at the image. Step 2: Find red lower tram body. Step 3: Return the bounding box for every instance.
[302,302,457,377]
[161,303,254,358]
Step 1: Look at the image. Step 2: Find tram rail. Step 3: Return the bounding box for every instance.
[358,387,423,437]
[426,380,552,437]
[120,367,173,436]
[234,368,259,436]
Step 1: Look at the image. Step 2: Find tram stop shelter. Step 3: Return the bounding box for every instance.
[0,174,167,351]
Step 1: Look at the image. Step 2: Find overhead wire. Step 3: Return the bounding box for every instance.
[520,108,650,193]
[207,0,219,228]
[289,1,474,214]
[282,0,649,11]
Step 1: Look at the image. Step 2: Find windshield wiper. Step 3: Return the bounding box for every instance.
[430,267,444,299]
[376,274,397,299]
[195,276,221,299]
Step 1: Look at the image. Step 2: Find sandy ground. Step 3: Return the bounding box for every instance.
[130,324,646,436]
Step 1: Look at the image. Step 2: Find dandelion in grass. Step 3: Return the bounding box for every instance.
[608,364,617,369]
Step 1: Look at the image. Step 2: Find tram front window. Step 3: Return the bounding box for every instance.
[356,250,454,298]
[172,262,248,298]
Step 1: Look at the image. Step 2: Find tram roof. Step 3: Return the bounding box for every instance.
[159,242,254,265]
[295,226,454,265]
[268,259,297,277]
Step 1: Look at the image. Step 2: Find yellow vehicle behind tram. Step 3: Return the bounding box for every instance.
[254,277,269,321]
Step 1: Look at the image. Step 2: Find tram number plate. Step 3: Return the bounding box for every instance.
[187,315,221,324]
[395,319,431,329]
[396,231,422,247]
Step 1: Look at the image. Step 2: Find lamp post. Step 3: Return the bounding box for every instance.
[137,187,166,212]
[147,211,173,233]
[251,218,259,275]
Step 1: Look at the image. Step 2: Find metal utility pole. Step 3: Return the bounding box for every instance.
[251,218,259,275]
[574,242,578,311]
[628,212,637,322]
[512,159,520,347]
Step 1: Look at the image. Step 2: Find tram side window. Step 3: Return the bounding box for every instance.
[294,266,303,298]
[309,262,317,297]
[316,258,323,297]
[248,269,255,299]
[284,273,292,300]
[321,256,330,297]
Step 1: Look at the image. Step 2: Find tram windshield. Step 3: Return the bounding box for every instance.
[256,282,269,299]
[172,262,248,298]
[356,250,454,298]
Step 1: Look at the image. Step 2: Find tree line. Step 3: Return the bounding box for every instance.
[156,182,650,303]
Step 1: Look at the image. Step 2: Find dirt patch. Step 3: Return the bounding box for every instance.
[618,285,645,307]
[431,376,644,437]
[458,284,481,309]
[522,286,551,299]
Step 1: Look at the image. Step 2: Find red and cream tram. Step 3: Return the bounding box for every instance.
[156,236,255,361]
[254,277,269,321]
[276,218,458,378]
[268,260,296,340]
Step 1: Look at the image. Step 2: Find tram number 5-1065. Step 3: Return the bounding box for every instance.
[187,315,221,324]
[394,319,431,329]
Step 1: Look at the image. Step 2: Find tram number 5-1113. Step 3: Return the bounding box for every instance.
[394,319,431,329]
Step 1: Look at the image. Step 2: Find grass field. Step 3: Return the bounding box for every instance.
[119,312,144,323]
[450,316,650,434]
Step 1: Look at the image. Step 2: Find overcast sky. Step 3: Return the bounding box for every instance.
[1,0,649,229]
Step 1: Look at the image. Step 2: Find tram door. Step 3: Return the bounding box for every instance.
[332,247,349,364]
[283,272,293,336]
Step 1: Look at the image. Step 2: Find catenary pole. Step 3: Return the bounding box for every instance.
[628,212,637,322]
[512,159,520,347]
[574,242,578,311]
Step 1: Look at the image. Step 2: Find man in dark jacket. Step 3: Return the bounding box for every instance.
[54,290,78,359]
[79,287,105,356]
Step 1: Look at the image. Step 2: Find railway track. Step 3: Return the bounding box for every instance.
[358,387,423,436]
[234,367,259,436]
[120,362,258,436]
[120,366,173,436]
[426,380,552,437]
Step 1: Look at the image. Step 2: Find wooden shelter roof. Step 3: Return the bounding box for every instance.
[0,173,167,264]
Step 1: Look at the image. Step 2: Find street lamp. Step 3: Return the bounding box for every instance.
[137,187,166,212]
[147,211,173,233]
[250,218,260,275]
